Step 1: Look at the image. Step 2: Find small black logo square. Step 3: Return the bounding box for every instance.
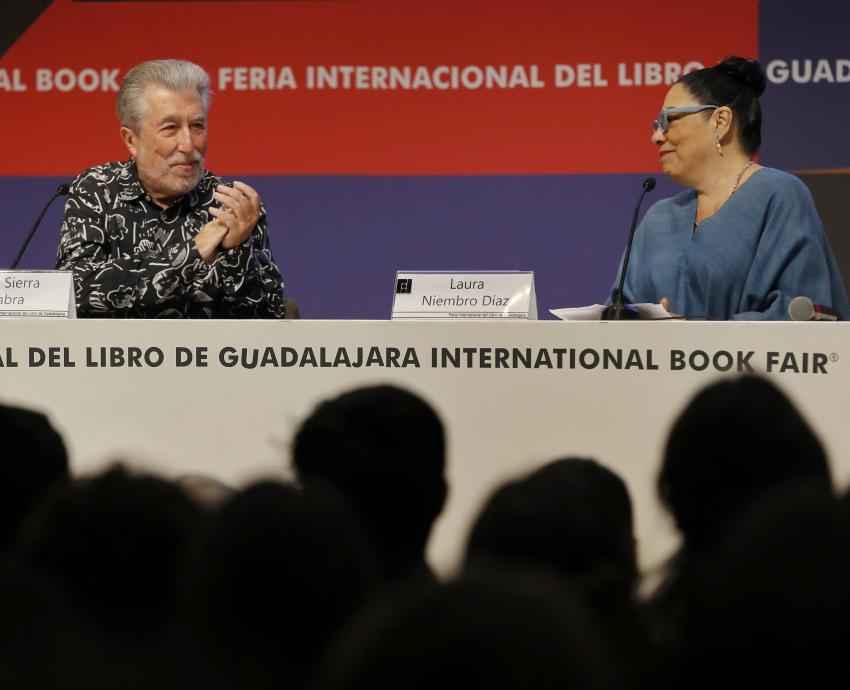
[396,278,412,294]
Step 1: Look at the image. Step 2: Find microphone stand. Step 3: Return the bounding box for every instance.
[10,183,70,270]
[601,177,656,320]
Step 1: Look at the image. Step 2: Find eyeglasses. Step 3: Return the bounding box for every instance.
[652,105,719,134]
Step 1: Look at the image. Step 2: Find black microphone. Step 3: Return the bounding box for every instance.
[601,176,656,320]
[788,296,840,321]
[9,183,71,270]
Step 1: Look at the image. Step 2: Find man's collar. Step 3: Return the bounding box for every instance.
[115,159,147,202]
[116,158,204,209]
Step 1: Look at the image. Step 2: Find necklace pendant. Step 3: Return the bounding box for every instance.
[731,160,754,196]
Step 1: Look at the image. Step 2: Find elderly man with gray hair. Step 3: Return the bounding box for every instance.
[57,59,285,318]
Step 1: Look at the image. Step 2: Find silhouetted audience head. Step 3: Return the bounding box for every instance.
[317,571,614,690]
[292,385,447,581]
[9,373,847,690]
[659,375,831,551]
[0,403,69,553]
[12,464,202,641]
[464,458,658,690]
[466,457,637,593]
[671,485,850,689]
[184,481,379,690]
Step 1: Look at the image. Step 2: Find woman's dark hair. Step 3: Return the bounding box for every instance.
[677,56,766,155]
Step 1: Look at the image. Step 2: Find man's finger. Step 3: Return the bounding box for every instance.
[209,205,236,227]
[215,184,248,203]
[213,191,249,213]
[212,191,235,205]
[209,201,230,215]
[232,180,260,203]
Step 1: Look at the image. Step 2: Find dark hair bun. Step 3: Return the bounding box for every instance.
[717,56,766,97]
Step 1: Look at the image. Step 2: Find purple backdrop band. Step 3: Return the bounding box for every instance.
[0,174,686,319]
[760,1,850,170]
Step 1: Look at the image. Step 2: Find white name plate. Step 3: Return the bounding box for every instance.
[392,271,537,320]
[0,270,76,319]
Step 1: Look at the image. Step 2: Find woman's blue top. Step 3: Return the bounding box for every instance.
[613,167,850,320]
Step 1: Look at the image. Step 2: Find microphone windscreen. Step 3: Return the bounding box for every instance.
[788,296,815,321]
[643,177,656,191]
[58,183,71,195]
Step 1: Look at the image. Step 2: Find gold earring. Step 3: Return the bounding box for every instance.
[715,134,724,157]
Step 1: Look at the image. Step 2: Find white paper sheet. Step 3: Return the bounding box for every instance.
[549,303,675,321]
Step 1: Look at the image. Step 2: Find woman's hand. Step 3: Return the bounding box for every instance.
[661,297,685,320]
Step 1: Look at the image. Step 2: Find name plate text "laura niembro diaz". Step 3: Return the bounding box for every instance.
[391,271,536,320]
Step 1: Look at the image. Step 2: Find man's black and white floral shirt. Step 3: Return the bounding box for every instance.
[56,159,285,318]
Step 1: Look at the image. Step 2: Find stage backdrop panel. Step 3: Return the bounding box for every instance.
[1,0,848,318]
[0,0,757,175]
[759,1,850,171]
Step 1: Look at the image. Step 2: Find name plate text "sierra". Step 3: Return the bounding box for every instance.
[391,271,536,320]
[0,270,76,319]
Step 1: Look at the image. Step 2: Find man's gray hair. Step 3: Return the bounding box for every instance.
[117,59,212,132]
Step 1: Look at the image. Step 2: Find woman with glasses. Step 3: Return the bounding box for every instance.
[611,56,849,320]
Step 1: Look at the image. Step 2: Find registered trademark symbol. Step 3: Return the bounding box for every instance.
[830,353,839,363]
